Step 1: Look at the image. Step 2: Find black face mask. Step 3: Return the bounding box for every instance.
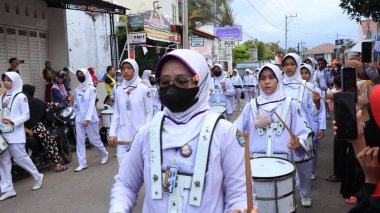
[150,80,156,85]
[77,76,86,83]
[159,85,199,112]
[213,71,222,77]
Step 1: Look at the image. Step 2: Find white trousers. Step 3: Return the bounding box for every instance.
[75,122,108,167]
[295,160,313,198]
[244,90,252,104]
[234,88,242,110]
[0,143,40,193]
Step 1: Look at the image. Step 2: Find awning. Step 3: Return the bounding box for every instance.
[44,0,128,15]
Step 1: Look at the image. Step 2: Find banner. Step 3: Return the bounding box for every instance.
[214,25,242,41]
[143,10,171,31]
[129,32,146,44]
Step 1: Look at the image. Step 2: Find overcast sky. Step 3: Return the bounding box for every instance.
[230,0,360,49]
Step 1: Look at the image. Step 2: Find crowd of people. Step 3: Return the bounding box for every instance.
[1,49,379,213]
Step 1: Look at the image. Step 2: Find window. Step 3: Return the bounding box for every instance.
[5,3,10,13]
[42,11,45,19]
[172,4,177,24]
[25,7,29,16]
[34,9,37,18]
[15,5,19,14]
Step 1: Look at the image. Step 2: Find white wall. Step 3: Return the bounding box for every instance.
[66,10,111,75]
[0,0,48,30]
[47,8,69,70]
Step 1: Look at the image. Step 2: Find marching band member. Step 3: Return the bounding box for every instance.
[72,68,109,172]
[282,53,321,207]
[300,64,326,180]
[243,69,256,102]
[209,64,235,120]
[109,49,248,213]
[108,59,153,164]
[0,72,44,201]
[231,69,244,111]
[234,64,310,161]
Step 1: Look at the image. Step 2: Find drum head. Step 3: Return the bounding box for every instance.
[251,157,295,179]
[210,106,226,113]
[101,109,113,115]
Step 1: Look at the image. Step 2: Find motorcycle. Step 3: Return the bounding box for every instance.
[25,106,76,166]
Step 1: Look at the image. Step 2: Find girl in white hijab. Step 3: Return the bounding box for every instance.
[0,72,44,201]
[234,64,309,160]
[231,69,244,111]
[110,49,248,212]
[141,69,152,87]
[282,53,321,207]
[72,68,109,172]
[108,59,153,164]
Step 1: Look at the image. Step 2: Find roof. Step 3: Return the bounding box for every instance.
[44,0,127,15]
[304,43,336,55]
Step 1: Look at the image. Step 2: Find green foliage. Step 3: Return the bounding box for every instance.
[340,0,380,21]
[233,45,251,62]
[189,0,235,28]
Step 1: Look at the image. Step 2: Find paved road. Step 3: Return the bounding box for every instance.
[0,110,353,212]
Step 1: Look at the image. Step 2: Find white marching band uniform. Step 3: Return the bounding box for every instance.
[231,69,244,111]
[243,69,257,102]
[110,49,248,213]
[72,68,108,168]
[282,53,321,204]
[0,72,43,195]
[109,59,153,164]
[209,64,235,120]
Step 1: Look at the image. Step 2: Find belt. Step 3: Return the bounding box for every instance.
[234,85,243,88]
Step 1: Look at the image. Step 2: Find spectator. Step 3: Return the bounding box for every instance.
[7,58,20,74]
[52,71,71,107]
[43,61,54,102]
[62,67,72,94]
[104,66,116,95]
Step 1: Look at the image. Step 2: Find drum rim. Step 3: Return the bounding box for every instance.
[251,156,295,179]
[255,191,295,201]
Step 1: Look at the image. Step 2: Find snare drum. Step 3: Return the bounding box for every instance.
[0,134,9,155]
[251,157,296,213]
[210,105,227,119]
[293,133,314,164]
[101,109,113,128]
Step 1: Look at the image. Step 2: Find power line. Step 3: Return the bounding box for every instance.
[245,0,284,31]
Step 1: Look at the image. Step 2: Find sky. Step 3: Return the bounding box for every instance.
[230,0,360,49]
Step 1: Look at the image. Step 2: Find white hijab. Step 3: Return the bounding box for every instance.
[155,49,210,148]
[212,64,225,81]
[120,59,142,88]
[76,68,93,89]
[300,64,315,84]
[256,64,284,112]
[282,53,302,88]
[3,72,23,96]
[141,69,152,87]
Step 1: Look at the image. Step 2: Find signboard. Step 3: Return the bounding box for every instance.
[129,32,146,44]
[145,27,179,43]
[214,25,242,41]
[335,39,350,46]
[221,40,237,48]
[190,38,213,59]
[191,37,204,47]
[334,47,342,53]
[143,10,171,31]
[127,14,144,32]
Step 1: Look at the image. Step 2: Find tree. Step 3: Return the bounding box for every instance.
[233,44,251,62]
[189,0,235,28]
[340,0,380,21]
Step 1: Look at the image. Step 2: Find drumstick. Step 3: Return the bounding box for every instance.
[273,111,311,158]
[116,141,132,145]
[243,131,253,212]
[297,80,330,103]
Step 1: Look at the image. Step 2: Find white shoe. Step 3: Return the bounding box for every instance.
[301,197,312,207]
[100,153,109,165]
[0,191,16,201]
[311,173,316,180]
[74,165,88,172]
[32,174,44,190]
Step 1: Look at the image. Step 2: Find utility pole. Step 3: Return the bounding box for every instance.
[182,0,189,49]
[285,14,297,54]
[299,41,306,58]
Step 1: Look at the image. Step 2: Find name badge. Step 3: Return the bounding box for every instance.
[163,165,178,193]
[126,99,131,110]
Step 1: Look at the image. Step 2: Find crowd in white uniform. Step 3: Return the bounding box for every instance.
[0,48,332,212]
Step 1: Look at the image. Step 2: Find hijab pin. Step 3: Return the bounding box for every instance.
[180,144,192,158]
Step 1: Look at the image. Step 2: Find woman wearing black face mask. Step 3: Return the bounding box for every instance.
[209,64,235,121]
[110,49,249,212]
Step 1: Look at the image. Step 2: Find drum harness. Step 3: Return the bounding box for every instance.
[0,92,23,133]
[149,111,222,213]
[250,96,292,159]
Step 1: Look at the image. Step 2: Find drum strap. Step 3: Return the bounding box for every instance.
[276,97,292,135]
[296,80,306,111]
[149,111,221,209]
[250,98,264,135]
[0,92,23,114]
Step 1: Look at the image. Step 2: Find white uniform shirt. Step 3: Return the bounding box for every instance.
[231,75,243,87]
[234,99,309,160]
[109,113,247,213]
[73,85,98,123]
[1,93,30,143]
[209,77,235,114]
[109,83,153,141]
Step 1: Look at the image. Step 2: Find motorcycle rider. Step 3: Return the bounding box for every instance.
[22,84,68,173]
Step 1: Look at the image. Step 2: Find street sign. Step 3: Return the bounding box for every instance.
[335,39,349,46]
[127,14,144,32]
[221,40,237,48]
[129,32,146,44]
[190,37,204,47]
